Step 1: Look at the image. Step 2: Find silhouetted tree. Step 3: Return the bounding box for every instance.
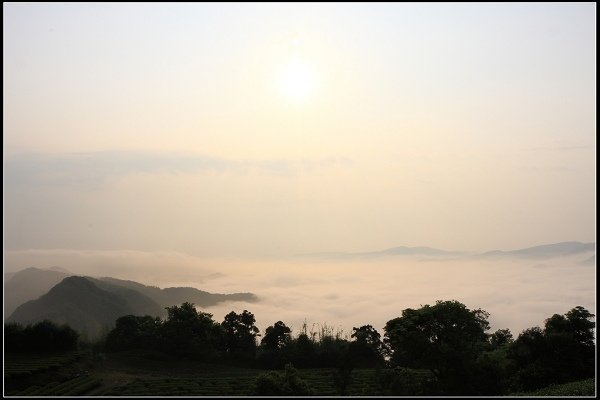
[289,332,315,368]
[4,323,26,352]
[261,321,291,351]
[221,310,260,356]
[4,320,78,353]
[489,328,513,349]
[508,306,595,392]
[563,306,595,346]
[258,320,293,368]
[105,315,161,351]
[384,300,490,395]
[161,302,223,360]
[348,325,385,367]
[462,327,516,395]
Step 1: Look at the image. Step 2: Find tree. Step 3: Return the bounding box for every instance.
[161,302,223,360]
[4,323,26,352]
[258,320,293,368]
[508,306,595,391]
[384,300,490,394]
[105,315,161,351]
[5,321,79,353]
[489,328,513,349]
[348,325,385,367]
[221,310,260,355]
[351,325,384,350]
[564,306,595,346]
[261,321,291,351]
[290,332,315,368]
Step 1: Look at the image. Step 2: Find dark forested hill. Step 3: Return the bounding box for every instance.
[7,276,137,338]
[4,267,72,317]
[5,273,259,339]
[98,277,258,308]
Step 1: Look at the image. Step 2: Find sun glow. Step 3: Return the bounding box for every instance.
[278,59,317,101]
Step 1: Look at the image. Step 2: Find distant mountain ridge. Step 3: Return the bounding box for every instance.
[301,241,595,261]
[478,241,595,259]
[302,246,464,259]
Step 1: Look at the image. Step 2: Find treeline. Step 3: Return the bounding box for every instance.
[4,300,595,395]
[101,300,595,395]
[5,320,79,352]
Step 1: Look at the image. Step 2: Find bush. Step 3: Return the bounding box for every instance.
[253,364,314,396]
[377,367,438,396]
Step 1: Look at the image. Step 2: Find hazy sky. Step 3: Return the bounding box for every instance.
[4,3,596,257]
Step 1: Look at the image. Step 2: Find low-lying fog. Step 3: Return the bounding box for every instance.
[5,249,595,339]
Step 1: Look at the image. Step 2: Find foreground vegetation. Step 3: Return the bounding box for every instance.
[512,378,596,396]
[4,300,596,396]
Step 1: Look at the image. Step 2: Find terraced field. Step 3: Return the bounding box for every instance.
[102,368,384,396]
[4,351,88,379]
[12,375,101,396]
[4,347,594,397]
[512,378,596,397]
[4,350,99,396]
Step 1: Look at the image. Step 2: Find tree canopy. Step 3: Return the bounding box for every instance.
[383,300,491,394]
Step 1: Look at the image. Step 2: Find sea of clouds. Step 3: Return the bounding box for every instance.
[5,249,595,339]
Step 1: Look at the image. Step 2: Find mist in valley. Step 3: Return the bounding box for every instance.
[5,249,595,339]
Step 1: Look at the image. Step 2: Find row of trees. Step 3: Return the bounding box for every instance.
[99,300,595,395]
[5,320,79,352]
[5,300,594,395]
[381,301,595,394]
[104,303,262,363]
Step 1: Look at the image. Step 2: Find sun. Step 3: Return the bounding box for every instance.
[277,59,317,101]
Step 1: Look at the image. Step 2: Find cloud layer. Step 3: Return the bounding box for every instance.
[6,250,595,339]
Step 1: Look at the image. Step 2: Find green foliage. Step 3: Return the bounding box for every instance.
[76,301,597,396]
[5,320,79,353]
[161,302,223,360]
[564,306,596,346]
[261,321,291,350]
[287,332,316,368]
[508,306,595,392]
[348,325,385,368]
[489,328,513,349]
[105,315,161,351]
[221,310,260,356]
[511,378,595,396]
[377,367,438,396]
[257,321,292,369]
[470,347,513,395]
[253,364,314,396]
[383,300,490,394]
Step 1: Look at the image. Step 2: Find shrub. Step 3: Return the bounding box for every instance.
[253,364,314,396]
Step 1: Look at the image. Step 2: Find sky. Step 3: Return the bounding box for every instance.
[4,3,596,259]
